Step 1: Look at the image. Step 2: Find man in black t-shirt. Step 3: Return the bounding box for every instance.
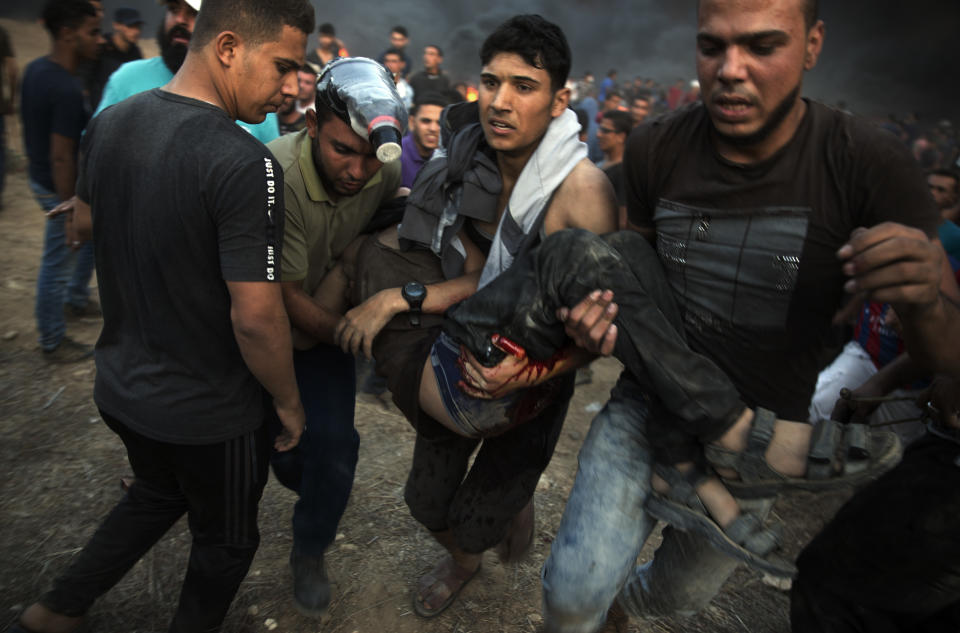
[21,0,103,361]
[13,1,314,631]
[541,0,960,631]
[408,45,451,100]
[596,110,630,222]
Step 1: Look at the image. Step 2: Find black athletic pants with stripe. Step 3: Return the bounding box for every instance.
[41,410,270,632]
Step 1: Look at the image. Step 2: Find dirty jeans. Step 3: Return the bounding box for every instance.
[540,376,749,632]
[30,180,96,350]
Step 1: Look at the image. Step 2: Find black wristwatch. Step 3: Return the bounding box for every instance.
[401,281,427,326]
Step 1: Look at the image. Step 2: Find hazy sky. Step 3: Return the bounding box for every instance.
[4,0,958,120]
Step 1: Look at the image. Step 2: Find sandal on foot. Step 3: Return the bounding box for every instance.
[705,408,902,497]
[645,465,797,578]
[412,557,481,618]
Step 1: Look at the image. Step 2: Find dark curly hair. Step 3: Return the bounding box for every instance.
[480,14,571,93]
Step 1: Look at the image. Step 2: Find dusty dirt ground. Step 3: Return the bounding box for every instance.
[0,17,857,633]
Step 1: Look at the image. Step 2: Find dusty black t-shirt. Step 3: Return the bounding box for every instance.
[603,161,626,206]
[624,100,940,419]
[78,89,284,443]
[20,57,89,191]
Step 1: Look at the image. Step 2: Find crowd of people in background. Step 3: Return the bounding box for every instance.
[2,1,960,632]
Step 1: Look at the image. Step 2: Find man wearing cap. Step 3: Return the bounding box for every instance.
[95,0,280,143]
[265,57,403,617]
[87,7,143,110]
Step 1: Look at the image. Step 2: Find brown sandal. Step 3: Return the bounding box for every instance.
[413,556,481,618]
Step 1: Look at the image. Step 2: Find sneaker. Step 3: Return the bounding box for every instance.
[42,337,94,363]
[290,548,330,617]
[65,299,102,319]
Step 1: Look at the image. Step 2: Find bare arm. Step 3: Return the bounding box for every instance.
[839,224,960,376]
[228,280,304,450]
[334,228,486,358]
[71,197,93,245]
[280,280,342,347]
[2,56,16,114]
[50,133,78,202]
[829,353,928,423]
[542,158,621,362]
[543,157,618,236]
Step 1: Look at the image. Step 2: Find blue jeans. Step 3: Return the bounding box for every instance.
[270,343,359,556]
[541,376,748,632]
[30,180,96,350]
[430,331,521,437]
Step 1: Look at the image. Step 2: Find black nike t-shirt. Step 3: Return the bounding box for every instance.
[624,100,940,419]
[78,89,284,443]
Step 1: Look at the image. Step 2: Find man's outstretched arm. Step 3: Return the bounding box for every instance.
[228,281,304,451]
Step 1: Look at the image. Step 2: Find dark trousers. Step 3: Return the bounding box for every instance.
[404,374,572,554]
[270,343,358,556]
[42,411,270,633]
[791,434,960,633]
[444,229,744,463]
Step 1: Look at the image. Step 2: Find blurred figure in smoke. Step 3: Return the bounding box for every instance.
[382,47,412,109]
[409,44,451,102]
[598,68,616,102]
[296,66,316,113]
[377,25,412,80]
[277,94,305,135]
[305,22,347,74]
[629,93,651,127]
[929,168,960,258]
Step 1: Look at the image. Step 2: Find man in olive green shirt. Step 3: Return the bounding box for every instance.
[266,96,401,617]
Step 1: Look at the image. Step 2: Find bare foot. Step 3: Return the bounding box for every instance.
[413,554,481,617]
[713,409,812,478]
[19,603,84,633]
[651,462,740,528]
[495,497,535,563]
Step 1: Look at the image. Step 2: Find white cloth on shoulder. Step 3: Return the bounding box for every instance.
[477,109,586,289]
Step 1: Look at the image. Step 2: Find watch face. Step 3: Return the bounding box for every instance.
[403,282,426,301]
